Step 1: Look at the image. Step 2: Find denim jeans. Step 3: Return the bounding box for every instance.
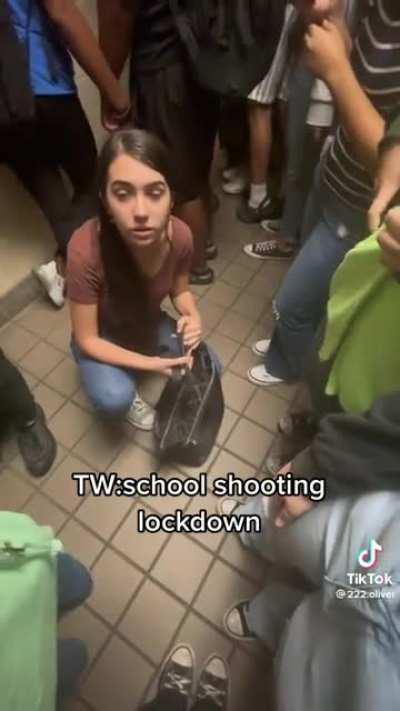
[71,312,222,418]
[57,553,93,700]
[265,167,367,380]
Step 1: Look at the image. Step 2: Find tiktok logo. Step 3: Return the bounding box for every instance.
[358,539,383,569]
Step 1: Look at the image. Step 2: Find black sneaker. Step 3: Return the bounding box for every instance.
[192,655,229,711]
[17,404,57,478]
[237,196,283,224]
[139,645,195,711]
[189,266,214,285]
[243,239,296,261]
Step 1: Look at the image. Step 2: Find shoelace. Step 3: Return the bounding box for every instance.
[163,670,191,696]
[253,240,279,254]
[197,681,225,706]
[133,397,149,414]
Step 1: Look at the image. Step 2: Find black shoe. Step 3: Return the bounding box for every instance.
[17,404,57,478]
[192,655,230,711]
[237,196,284,224]
[189,266,214,285]
[139,645,195,711]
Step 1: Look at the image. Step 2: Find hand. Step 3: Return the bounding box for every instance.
[377,208,400,274]
[101,93,133,132]
[151,354,193,377]
[303,19,349,85]
[273,462,315,527]
[176,314,202,351]
[368,145,400,230]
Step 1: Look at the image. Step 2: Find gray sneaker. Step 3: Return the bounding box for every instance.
[125,395,155,431]
[192,655,230,711]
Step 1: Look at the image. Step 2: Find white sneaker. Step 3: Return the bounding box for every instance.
[34,260,65,308]
[125,395,155,431]
[260,218,281,233]
[251,339,271,357]
[247,364,284,387]
[222,168,247,195]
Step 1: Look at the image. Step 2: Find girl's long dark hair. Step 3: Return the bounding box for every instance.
[97,129,175,351]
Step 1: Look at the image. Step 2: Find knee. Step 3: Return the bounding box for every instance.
[88,383,134,418]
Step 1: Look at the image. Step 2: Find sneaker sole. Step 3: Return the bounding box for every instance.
[223,601,258,643]
[125,419,154,432]
[247,368,284,387]
[33,269,65,308]
[242,245,294,261]
[251,343,269,358]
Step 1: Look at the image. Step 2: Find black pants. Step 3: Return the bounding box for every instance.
[0,350,36,433]
[0,94,97,257]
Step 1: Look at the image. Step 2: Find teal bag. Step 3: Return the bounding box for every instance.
[0,511,63,711]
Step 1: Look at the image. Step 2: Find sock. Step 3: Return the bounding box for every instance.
[248,182,267,209]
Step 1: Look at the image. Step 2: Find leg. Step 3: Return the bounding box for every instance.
[245,580,307,652]
[0,349,36,428]
[71,341,137,417]
[248,101,272,198]
[155,313,223,373]
[57,552,93,614]
[57,639,88,701]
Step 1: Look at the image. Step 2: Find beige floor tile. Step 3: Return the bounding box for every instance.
[246,389,289,432]
[0,434,19,465]
[16,301,63,338]
[76,490,134,541]
[45,324,71,354]
[268,381,299,403]
[205,282,240,309]
[217,312,254,343]
[119,579,186,663]
[19,341,65,380]
[0,468,34,509]
[137,373,165,407]
[175,612,233,667]
[186,492,225,552]
[232,251,263,273]
[73,421,126,471]
[49,402,93,449]
[245,272,278,300]
[89,548,143,624]
[152,535,212,603]
[71,387,91,412]
[196,297,226,331]
[216,408,239,447]
[221,371,255,413]
[211,256,230,277]
[43,453,92,512]
[246,320,273,348]
[46,358,80,397]
[142,474,190,516]
[59,606,110,665]
[206,332,239,369]
[209,450,255,488]
[23,492,67,532]
[229,346,258,377]
[33,383,65,419]
[11,443,68,489]
[111,441,158,479]
[59,518,105,569]
[0,322,39,361]
[112,504,168,570]
[82,635,154,711]
[219,532,268,585]
[194,560,257,629]
[232,292,266,322]
[18,367,38,390]
[225,418,273,469]
[221,263,253,289]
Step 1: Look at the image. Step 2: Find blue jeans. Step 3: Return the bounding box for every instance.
[281,64,329,244]
[57,553,93,700]
[265,168,367,380]
[72,313,222,418]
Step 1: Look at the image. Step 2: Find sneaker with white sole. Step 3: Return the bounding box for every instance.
[222,167,247,195]
[247,364,284,387]
[125,395,155,431]
[34,260,65,308]
[251,339,271,357]
[260,218,281,233]
[223,600,256,642]
[192,655,230,711]
[243,239,296,261]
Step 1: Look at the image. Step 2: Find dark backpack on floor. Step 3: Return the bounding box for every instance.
[154,342,224,467]
[169,0,286,98]
[0,0,35,128]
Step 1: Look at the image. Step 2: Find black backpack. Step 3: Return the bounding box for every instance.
[0,0,35,128]
[154,342,224,467]
[169,0,286,98]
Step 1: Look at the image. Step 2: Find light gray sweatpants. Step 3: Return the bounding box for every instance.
[236,492,400,711]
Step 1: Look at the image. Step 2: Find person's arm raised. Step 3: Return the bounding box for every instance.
[303,20,385,173]
[70,302,191,376]
[41,0,130,114]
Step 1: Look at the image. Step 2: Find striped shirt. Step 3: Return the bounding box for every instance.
[323,0,400,211]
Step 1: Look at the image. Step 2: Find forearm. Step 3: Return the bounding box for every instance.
[76,334,155,371]
[97,0,135,79]
[172,290,200,319]
[328,63,385,172]
[46,1,125,105]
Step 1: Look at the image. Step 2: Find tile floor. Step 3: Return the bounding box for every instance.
[0,192,297,711]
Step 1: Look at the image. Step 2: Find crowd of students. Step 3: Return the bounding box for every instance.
[1,0,400,709]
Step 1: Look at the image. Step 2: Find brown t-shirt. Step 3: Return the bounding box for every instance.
[67,216,193,351]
